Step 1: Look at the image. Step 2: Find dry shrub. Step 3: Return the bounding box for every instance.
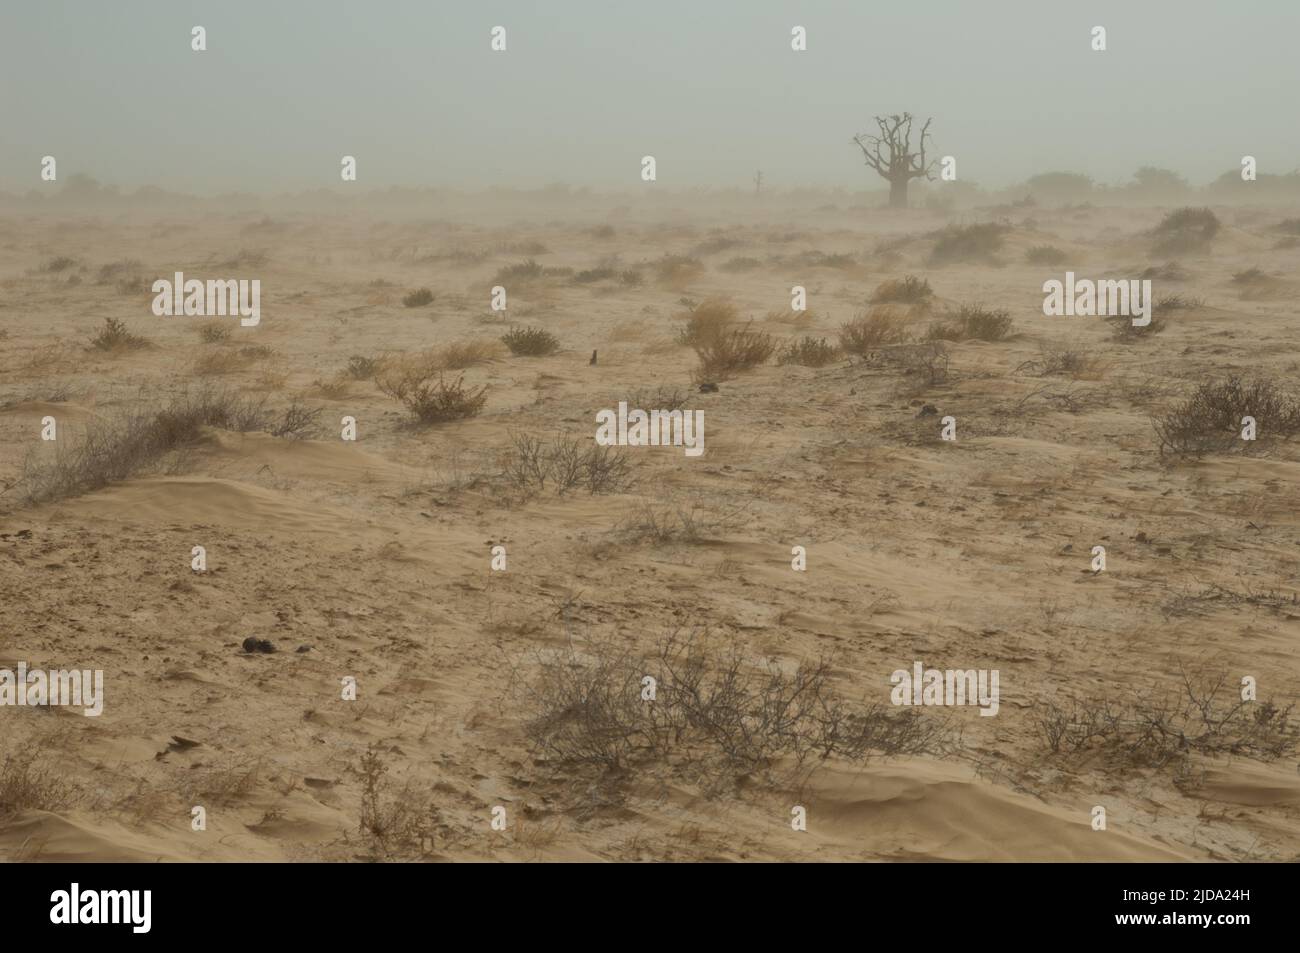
[346,355,378,380]
[1025,245,1068,265]
[674,297,738,346]
[88,317,151,351]
[0,739,83,818]
[926,305,1013,342]
[312,374,351,399]
[19,390,270,504]
[654,254,705,288]
[492,259,570,285]
[96,259,143,283]
[357,745,439,858]
[871,274,932,304]
[196,321,232,344]
[501,325,560,356]
[692,323,775,380]
[1034,668,1297,771]
[720,256,763,273]
[1153,207,1219,255]
[1106,311,1167,343]
[1141,261,1188,281]
[521,628,955,797]
[1153,294,1204,311]
[193,347,260,376]
[1026,341,1104,379]
[625,384,689,412]
[882,341,950,384]
[838,307,911,356]
[777,336,840,367]
[928,222,1010,264]
[41,256,80,273]
[437,338,505,368]
[500,432,633,496]
[376,364,488,425]
[270,401,323,439]
[402,287,435,308]
[1153,376,1300,457]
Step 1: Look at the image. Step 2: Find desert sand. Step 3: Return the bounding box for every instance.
[1,198,1298,861]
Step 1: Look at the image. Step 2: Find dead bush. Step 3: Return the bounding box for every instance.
[501,325,560,356]
[521,629,956,797]
[88,317,151,352]
[402,287,435,308]
[376,367,488,424]
[882,341,950,384]
[928,222,1010,265]
[1153,376,1300,457]
[1034,668,1297,771]
[674,297,738,346]
[1153,207,1219,255]
[777,336,841,367]
[871,274,932,304]
[654,254,705,288]
[838,308,911,356]
[501,432,633,496]
[346,355,378,380]
[1025,245,1068,265]
[1106,311,1167,343]
[196,321,232,344]
[270,401,323,439]
[692,323,776,379]
[926,305,1013,342]
[0,739,83,818]
[19,389,270,504]
[357,745,439,858]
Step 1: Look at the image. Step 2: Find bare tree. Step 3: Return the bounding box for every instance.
[852,113,936,209]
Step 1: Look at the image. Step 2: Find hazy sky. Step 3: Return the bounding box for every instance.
[3,0,1297,194]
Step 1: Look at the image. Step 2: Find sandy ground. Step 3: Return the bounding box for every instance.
[1,200,1298,862]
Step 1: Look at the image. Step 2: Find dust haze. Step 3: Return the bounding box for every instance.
[2,2,1299,863]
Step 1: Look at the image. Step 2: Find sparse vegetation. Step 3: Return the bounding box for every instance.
[501,432,634,496]
[838,308,911,356]
[1025,245,1067,265]
[402,287,435,308]
[270,401,323,439]
[871,274,932,304]
[674,298,738,346]
[777,336,840,367]
[1034,668,1298,771]
[1153,376,1300,456]
[501,325,560,356]
[929,222,1010,265]
[926,305,1013,342]
[88,317,151,351]
[653,254,705,288]
[522,628,955,797]
[1153,207,1220,255]
[692,323,776,379]
[196,321,232,344]
[346,355,379,380]
[357,745,438,858]
[19,390,270,504]
[376,367,488,425]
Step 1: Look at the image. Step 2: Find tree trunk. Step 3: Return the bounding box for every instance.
[888,177,908,209]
